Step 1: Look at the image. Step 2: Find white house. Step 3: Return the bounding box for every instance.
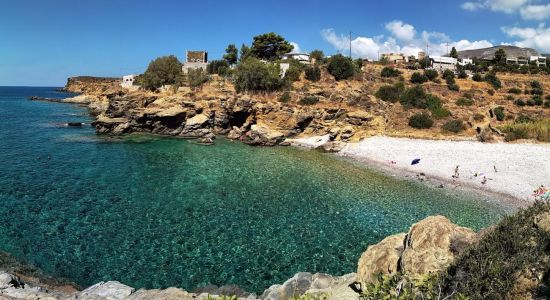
[529,56,547,67]
[281,53,311,64]
[121,74,136,88]
[182,51,209,74]
[458,58,473,66]
[430,56,457,72]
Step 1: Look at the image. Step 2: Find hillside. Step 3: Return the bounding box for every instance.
[458,45,539,60]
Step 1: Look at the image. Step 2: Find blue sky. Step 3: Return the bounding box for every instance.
[1,0,550,86]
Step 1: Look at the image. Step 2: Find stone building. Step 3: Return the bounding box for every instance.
[182,51,208,74]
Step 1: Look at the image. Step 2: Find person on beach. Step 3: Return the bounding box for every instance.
[481,176,487,185]
[493,165,498,173]
[453,165,460,178]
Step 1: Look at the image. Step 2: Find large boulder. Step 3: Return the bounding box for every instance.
[356,216,476,286]
[261,273,357,300]
[76,281,134,300]
[357,233,406,285]
[244,125,285,146]
[401,216,475,276]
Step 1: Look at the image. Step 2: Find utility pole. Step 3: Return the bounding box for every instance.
[426,43,429,69]
[446,43,450,56]
[349,31,352,59]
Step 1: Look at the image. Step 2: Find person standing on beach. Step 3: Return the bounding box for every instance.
[453,165,460,178]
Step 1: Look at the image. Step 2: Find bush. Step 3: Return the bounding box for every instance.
[430,107,452,119]
[515,99,526,106]
[506,95,514,100]
[380,67,401,78]
[442,69,455,81]
[508,87,522,94]
[458,69,468,79]
[423,69,438,81]
[139,55,183,91]
[298,96,319,105]
[527,99,536,106]
[545,100,550,108]
[462,92,474,99]
[327,54,355,80]
[456,98,474,106]
[493,106,505,121]
[234,58,286,93]
[473,113,485,122]
[531,80,543,90]
[534,96,543,106]
[408,113,434,129]
[279,91,291,103]
[516,114,533,123]
[410,72,428,84]
[375,84,403,103]
[487,89,495,96]
[400,85,427,108]
[442,119,466,133]
[448,83,460,91]
[207,60,230,75]
[472,73,483,82]
[304,65,321,82]
[284,60,305,82]
[187,68,209,89]
[484,72,502,89]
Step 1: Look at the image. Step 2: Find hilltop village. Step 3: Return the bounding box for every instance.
[60,33,550,149]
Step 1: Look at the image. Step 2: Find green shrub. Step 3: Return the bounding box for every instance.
[531,80,543,90]
[187,68,210,89]
[458,69,468,79]
[284,60,305,82]
[448,83,460,91]
[516,114,533,123]
[207,60,230,75]
[456,98,474,106]
[462,92,474,99]
[298,96,319,105]
[279,91,291,103]
[473,113,485,121]
[534,96,544,106]
[506,95,514,100]
[442,119,466,133]
[425,94,442,110]
[400,85,427,108]
[472,73,483,82]
[408,112,433,129]
[515,99,526,106]
[430,107,452,119]
[327,54,355,80]
[375,84,403,103]
[508,87,522,94]
[304,65,321,82]
[424,69,438,81]
[442,69,455,81]
[140,55,183,91]
[443,202,550,298]
[410,72,428,84]
[527,99,536,106]
[487,89,495,96]
[234,58,286,93]
[546,95,550,101]
[484,72,502,89]
[380,67,401,78]
[493,106,505,121]
[545,100,550,108]
[361,273,461,300]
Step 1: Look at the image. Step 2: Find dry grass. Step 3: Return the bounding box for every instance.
[501,118,550,142]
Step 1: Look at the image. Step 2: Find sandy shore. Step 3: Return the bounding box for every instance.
[337,136,550,202]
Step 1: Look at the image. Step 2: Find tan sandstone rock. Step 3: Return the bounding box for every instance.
[357,233,406,285]
[401,215,475,276]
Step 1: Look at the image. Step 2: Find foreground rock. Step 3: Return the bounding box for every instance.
[357,215,476,286]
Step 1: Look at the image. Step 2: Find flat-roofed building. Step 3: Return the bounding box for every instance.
[182,51,209,74]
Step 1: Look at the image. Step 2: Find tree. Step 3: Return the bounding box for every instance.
[250,32,294,60]
[187,68,209,89]
[304,65,321,81]
[239,44,251,62]
[223,44,238,65]
[207,60,230,76]
[327,54,355,80]
[234,57,286,93]
[139,55,183,91]
[494,48,507,66]
[310,50,325,61]
[450,47,458,59]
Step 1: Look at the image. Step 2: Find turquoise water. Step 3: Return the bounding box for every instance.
[0,87,509,292]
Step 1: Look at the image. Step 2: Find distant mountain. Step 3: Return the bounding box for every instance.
[457,45,539,60]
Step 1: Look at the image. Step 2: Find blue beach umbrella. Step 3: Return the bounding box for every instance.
[411,158,421,165]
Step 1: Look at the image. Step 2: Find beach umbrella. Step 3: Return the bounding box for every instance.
[411,158,421,165]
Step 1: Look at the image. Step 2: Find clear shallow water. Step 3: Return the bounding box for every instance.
[0,87,510,292]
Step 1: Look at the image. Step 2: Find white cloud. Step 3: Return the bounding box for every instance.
[385,20,416,41]
[520,4,550,20]
[503,23,550,52]
[321,22,493,60]
[461,0,531,13]
[290,42,302,53]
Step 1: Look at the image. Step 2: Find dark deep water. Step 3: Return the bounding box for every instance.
[0,87,510,292]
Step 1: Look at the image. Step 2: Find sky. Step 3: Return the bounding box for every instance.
[2,0,550,86]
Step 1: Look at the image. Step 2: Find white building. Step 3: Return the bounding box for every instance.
[430,56,457,72]
[182,51,209,74]
[121,74,138,90]
[281,53,311,64]
[529,56,547,67]
[458,58,473,66]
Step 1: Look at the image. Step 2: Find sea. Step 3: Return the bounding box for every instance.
[0,86,510,292]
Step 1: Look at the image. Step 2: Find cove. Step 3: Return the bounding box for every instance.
[0,87,510,293]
